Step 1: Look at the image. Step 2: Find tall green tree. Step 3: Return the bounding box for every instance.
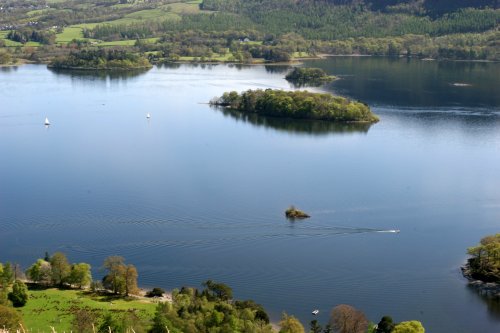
[1,262,14,287]
[26,259,52,285]
[68,263,92,289]
[124,264,139,296]
[376,316,395,333]
[50,252,71,286]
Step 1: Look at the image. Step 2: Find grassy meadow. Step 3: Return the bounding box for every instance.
[18,288,157,332]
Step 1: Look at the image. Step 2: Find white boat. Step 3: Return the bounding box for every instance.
[44,117,50,126]
[146,113,151,119]
[312,309,319,315]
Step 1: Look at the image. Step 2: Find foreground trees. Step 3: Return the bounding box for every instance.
[392,321,425,333]
[102,256,139,296]
[25,252,92,289]
[8,280,29,307]
[0,304,24,330]
[150,282,274,333]
[279,313,305,333]
[329,304,368,333]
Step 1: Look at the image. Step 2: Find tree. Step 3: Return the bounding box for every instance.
[202,279,233,301]
[124,264,139,296]
[8,280,29,307]
[50,252,71,286]
[68,263,92,289]
[103,256,126,294]
[310,319,322,333]
[392,321,425,333]
[98,312,123,333]
[0,304,24,330]
[279,313,305,333]
[329,304,368,333]
[376,316,395,333]
[26,259,52,285]
[1,262,14,287]
[0,50,11,65]
[146,287,165,298]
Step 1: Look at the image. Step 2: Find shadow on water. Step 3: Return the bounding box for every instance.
[0,66,19,73]
[212,107,372,136]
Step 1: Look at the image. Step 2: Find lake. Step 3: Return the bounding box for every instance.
[0,58,499,332]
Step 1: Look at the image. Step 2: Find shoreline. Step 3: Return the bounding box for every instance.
[461,264,500,299]
[5,53,499,68]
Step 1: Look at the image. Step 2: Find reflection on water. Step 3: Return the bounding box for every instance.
[213,107,372,135]
[305,57,500,108]
[264,65,291,74]
[0,62,499,333]
[467,284,500,321]
[48,67,151,81]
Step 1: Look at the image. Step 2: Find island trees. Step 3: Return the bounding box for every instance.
[210,89,379,123]
[466,233,500,282]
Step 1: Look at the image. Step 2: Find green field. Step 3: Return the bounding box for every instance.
[56,27,84,43]
[0,31,23,47]
[99,37,159,46]
[19,288,157,332]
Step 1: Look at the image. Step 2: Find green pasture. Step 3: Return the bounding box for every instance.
[56,27,84,43]
[19,288,157,332]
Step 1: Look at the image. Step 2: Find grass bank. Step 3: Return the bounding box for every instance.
[18,287,157,332]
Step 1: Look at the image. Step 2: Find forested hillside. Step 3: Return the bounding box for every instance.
[0,0,498,64]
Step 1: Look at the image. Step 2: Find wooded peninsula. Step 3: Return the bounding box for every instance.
[210,89,379,123]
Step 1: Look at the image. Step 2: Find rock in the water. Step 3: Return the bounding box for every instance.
[285,206,310,219]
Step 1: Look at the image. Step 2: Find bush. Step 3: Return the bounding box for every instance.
[8,280,28,307]
[0,304,24,330]
[146,287,165,298]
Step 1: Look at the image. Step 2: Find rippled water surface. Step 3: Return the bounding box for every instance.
[0,58,499,332]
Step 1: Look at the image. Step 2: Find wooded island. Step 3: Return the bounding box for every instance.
[49,49,152,70]
[211,89,379,123]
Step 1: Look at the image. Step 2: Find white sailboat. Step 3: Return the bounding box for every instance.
[146,113,151,119]
[44,117,50,126]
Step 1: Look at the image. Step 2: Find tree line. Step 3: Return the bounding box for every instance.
[49,48,152,69]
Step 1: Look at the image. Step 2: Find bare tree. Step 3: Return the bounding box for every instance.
[329,304,368,333]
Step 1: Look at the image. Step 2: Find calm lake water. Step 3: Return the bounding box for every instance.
[0,58,499,332]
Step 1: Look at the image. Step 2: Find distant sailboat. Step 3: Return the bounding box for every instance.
[44,117,50,126]
[146,113,151,119]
